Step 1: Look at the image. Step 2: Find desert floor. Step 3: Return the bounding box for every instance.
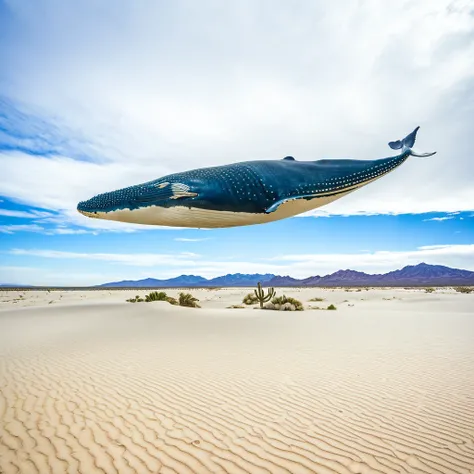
[1,287,473,474]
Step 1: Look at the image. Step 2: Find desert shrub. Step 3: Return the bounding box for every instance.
[227,305,245,309]
[264,295,303,311]
[309,297,324,302]
[127,295,144,303]
[424,288,435,293]
[327,304,337,310]
[145,291,168,302]
[455,287,473,294]
[242,293,259,305]
[126,291,177,305]
[178,292,200,308]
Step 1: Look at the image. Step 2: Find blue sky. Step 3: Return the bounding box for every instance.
[1,0,473,285]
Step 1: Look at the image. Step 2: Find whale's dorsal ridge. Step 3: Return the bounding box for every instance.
[282,156,295,161]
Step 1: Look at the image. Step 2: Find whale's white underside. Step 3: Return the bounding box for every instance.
[90,187,358,228]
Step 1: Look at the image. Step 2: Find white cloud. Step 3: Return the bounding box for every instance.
[51,228,98,235]
[423,216,456,222]
[174,237,211,242]
[0,224,46,234]
[0,208,54,218]
[267,244,474,274]
[0,223,98,235]
[0,266,121,287]
[6,243,474,285]
[9,249,200,267]
[0,0,473,227]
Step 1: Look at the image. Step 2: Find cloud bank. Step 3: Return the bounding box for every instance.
[5,243,474,285]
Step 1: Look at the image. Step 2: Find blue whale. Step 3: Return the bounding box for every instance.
[77,127,435,228]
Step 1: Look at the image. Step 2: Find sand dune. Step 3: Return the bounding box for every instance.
[1,288,474,473]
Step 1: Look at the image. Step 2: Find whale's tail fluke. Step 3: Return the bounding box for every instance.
[388,126,436,157]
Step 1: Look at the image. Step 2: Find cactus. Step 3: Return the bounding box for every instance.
[254,282,276,309]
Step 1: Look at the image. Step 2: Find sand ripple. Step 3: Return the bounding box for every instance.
[1,299,474,473]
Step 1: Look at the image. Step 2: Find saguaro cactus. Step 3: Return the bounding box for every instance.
[254,282,276,309]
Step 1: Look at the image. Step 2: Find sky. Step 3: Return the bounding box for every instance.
[0,0,473,286]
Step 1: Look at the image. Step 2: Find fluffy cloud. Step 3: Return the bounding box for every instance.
[9,249,200,267]
[423,215,456,222]
[0,209,54,218]
[0,223,99,235]
[0,0,473,228]
[0,224,46,234]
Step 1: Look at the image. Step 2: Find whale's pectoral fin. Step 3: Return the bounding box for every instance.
[169,183,198,200]
[135,182,197,204]
[265,194,317,214]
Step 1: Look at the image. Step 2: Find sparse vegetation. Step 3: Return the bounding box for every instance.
[178,292,200,308]
[127,295,144,303]
[264,295,304,311]
[455,287,473,294]
[309,297,324,302]
[127,291,177,304]
[242,293,259,305]
[145,291,168,302]
[308,303,338,311]
[254,282,276,309]
[424,287,435,293]
[227,305,245,309]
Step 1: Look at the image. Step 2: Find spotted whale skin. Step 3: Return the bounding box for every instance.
[77,127,435,228]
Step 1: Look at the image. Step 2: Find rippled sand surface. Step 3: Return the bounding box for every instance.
[1,288,474,473]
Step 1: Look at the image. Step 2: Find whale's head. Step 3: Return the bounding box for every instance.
[77,179,198,222]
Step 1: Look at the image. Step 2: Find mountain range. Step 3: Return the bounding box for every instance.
[98,263,474,288]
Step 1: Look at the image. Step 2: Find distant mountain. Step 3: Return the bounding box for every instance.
[208,273,275,287]
[101,275,208,288]
[100,273,275,288]
[267,275,302,286]
[377,263,474,286]
[98,264,474,288]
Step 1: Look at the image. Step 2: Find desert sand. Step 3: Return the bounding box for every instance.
[1,287,473,474]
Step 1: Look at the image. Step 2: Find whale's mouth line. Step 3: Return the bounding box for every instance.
[78,210,99,218]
